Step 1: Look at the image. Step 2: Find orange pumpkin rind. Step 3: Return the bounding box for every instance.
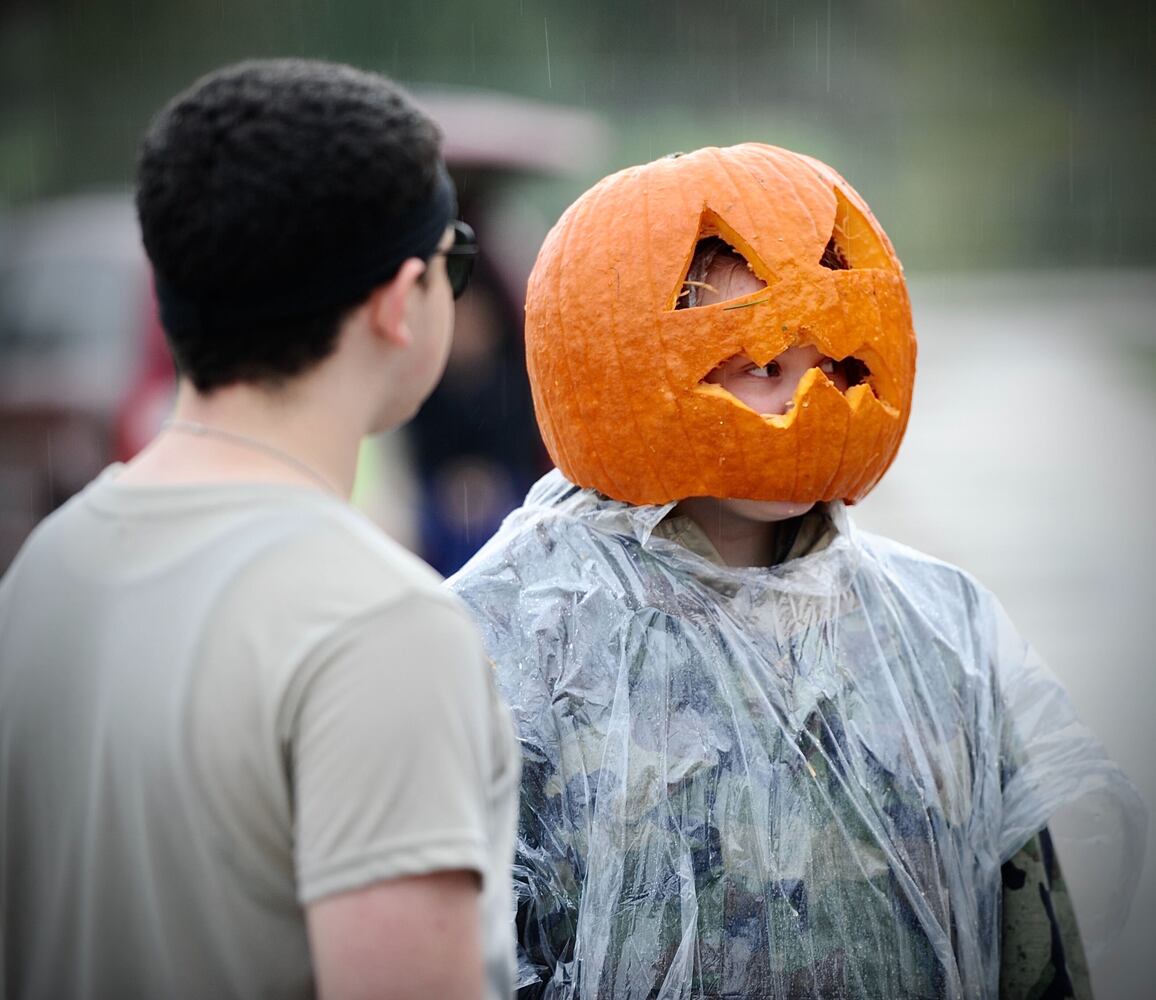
[525,143,916,506]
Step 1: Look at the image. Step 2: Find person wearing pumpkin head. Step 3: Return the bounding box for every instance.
[447,144,1145,1000]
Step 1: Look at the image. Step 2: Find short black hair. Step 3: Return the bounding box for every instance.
[136,59,443,392]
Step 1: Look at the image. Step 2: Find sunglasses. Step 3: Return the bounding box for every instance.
[433,220,478,299]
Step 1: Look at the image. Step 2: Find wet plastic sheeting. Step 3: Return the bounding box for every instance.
[450,470,1144,1000]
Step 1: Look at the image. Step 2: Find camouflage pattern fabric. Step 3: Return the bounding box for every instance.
[450,471,1133,1000]
[1000,831,1091,1000]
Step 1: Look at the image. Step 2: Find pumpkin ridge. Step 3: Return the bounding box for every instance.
[866,407,909,497]
[782,151,833,501]
[852,424,896,500]
[710,148,776,269]
[749,146,833,256]
[709,148,776,493]
[537,219,584,487]
[529,218,575,483]
[813,266,859,499]
[844,393,892,500]
[552,192,629,499]
[824,405,853,499]
[836,383,897,497]
[824,274,900,407]
[637,169,692,501]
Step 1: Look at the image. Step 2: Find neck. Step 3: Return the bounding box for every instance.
[675,498,784,568]
[124,378,363,498]
[675,495,817,568]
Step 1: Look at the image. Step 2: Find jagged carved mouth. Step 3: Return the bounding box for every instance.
[695,345,886,424]
[674,212,897,420]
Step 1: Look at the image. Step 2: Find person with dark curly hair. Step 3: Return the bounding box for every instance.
[0,60,517,1000]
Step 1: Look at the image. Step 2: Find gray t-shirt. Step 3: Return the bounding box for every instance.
[0,469,519,1000]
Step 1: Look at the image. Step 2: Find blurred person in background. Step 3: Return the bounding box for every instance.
[408,248,543,574]
[0,93,599,579]
[0,59,517,1000]
[361,92,605,574]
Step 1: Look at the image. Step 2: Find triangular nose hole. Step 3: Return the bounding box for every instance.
[676,235,767,310]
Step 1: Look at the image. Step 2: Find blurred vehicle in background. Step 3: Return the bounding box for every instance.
[0,194,166,570]
[0,89,607,574]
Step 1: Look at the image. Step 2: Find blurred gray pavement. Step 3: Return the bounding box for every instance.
[855,269,1156,1000]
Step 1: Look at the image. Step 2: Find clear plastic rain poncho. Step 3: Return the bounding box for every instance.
[450,470,1144,1000]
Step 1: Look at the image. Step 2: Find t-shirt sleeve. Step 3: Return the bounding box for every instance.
[289,593,495,904]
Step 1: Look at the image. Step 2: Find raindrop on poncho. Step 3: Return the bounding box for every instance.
[450,470,1144,1000]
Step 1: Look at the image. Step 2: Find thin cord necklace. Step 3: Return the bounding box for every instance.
[161,419,341,497]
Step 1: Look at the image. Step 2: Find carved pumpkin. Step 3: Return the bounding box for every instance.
[524,142,916,505]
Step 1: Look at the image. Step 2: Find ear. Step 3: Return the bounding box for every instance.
[366,257,427,347]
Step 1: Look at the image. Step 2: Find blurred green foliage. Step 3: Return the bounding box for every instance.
[1,0,1151,270]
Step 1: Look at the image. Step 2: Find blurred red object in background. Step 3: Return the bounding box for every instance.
[0,89,607,573]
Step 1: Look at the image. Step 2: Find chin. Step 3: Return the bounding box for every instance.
[723,498,817,523]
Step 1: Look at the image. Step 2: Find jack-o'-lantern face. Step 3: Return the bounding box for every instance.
[524,143,916,505]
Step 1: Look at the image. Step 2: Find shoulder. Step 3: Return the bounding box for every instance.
[160,490,476,713]
[452,498,634,607]
[840,527,1018,696]
[265,494,441,586]
[449,493,647,711]
[218,493,451,623]
[855,528,991,617]
[0,483,97,584]
[230,499,493,718]
[855,528,973,583]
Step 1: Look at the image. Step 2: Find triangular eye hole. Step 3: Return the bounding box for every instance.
[676,236,767,310]
[819,186,895,271]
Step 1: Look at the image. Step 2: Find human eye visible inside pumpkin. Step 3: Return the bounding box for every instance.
[746,361,781,380]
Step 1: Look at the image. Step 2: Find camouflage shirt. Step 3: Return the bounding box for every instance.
[451,472,1123,999]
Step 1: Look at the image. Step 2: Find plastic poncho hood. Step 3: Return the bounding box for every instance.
[450,470,1144,1000]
